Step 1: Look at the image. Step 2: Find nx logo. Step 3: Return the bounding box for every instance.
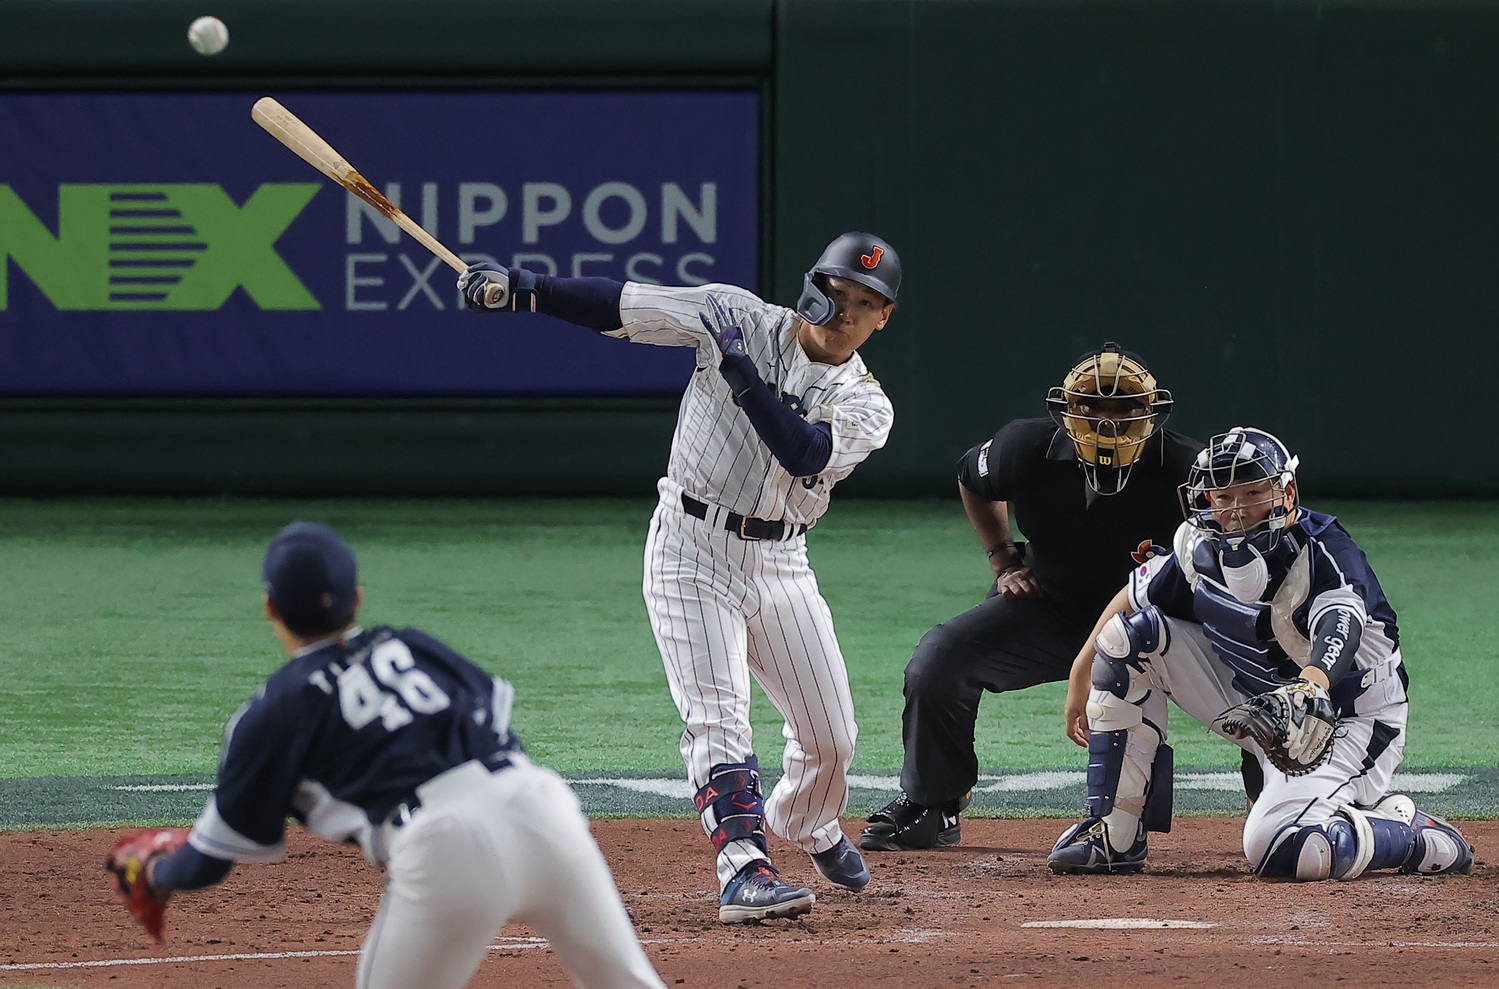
[0,183,321,310]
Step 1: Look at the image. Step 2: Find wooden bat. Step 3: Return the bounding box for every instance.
[251,97,506,306]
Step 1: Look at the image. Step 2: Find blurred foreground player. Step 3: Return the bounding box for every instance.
[106,522,666,989]
[1049,428,1473,879]
[458,234,898,922]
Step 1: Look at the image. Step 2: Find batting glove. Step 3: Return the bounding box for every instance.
[458,262,539,313]
[698,294,749,359]
[699,296,760,399]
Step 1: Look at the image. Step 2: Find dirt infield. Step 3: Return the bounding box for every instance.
[3,818,1494,989]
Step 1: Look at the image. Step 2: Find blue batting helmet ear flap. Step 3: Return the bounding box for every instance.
[794,232,901,324]
[795,272,836,325]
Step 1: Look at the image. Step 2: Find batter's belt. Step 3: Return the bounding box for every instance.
[680,493,808,541]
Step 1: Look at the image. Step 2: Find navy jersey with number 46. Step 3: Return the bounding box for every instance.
[187,626,523,866]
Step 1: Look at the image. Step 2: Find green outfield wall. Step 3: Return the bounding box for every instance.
[3,0,1497,496]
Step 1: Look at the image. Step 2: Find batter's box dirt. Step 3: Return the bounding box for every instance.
[2,818,1494,989]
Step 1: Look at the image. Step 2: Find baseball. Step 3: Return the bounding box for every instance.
[187,16,229,56]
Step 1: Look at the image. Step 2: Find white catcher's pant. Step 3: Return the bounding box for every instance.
[1096,616,1408,871]
[644,481,858,888]
[357,758,665,989]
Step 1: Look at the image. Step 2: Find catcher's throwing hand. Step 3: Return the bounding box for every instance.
[1216,679,1337,777]
[106,827,188,943]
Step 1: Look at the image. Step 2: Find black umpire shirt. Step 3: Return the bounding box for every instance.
[957,418,1203,627]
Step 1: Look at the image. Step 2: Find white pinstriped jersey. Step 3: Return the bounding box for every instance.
[609,282,894,524]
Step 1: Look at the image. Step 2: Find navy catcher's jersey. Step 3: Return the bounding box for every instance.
[1130,510,1401,706]
[187,625,522,866]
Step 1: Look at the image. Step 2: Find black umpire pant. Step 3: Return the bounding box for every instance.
[900,594,1090,808]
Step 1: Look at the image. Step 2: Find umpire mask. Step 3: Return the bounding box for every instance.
[1045,343,1173,495]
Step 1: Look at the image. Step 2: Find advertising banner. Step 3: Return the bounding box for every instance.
[0,90,759,395]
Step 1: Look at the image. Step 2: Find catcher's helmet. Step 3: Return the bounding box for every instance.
[1180,427,1300,549]
[1045,342,1173,495]
[795,232,901,325]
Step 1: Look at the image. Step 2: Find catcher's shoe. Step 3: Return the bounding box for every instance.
[718,863,815,924]
[859,792,963,851]
[1047,817,1147,875]
[1405,810,1475,875]
[810,836,870,891]
[1361,794,1473,874]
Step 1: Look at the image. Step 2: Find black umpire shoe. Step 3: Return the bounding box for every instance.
[859,792,964,851]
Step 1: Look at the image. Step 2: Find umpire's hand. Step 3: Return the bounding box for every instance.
[995,565,1043,599]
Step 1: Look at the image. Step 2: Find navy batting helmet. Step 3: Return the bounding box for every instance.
[262,521,359,637]
[795,232,901,325]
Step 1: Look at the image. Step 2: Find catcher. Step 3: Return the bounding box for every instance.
[1048,427,1474,880]
[105,522,666,989]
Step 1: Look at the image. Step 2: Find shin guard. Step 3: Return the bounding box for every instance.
[694,758,768,856]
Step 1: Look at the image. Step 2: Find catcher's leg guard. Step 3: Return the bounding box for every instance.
[695,758,769,857]
[1255,804,1416,881]
[1086,609,1169,840]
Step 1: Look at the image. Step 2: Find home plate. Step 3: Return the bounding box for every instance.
[1022,919,1217,929]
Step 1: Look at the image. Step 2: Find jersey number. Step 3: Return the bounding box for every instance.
[337,640,451,732]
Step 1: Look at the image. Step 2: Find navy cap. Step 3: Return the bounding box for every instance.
[261,521,358,637]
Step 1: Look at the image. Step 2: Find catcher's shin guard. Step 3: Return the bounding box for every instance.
[695,758,769,856]
[1085,607,1169,843]
[1257,807,1376,881]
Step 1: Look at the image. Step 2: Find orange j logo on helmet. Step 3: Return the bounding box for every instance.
[861,246,883,268]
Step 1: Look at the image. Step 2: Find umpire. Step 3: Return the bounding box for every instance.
[861,343,1209,851]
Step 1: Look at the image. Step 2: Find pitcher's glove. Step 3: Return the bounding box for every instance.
[106,827,189,943]
[1216,679,1337,777]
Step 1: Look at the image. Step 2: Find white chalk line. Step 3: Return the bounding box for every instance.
[0,937,549,972]
[2,930,951,972]
[14,928,1494,972]
[1023,919,1218,930]
[109,771,1467,797]
[1251,937,1499,949]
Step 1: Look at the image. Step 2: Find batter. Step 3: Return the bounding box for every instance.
[457,232,901,922]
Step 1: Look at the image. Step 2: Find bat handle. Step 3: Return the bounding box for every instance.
[481,281,510,309]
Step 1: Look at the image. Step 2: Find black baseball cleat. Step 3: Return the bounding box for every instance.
[718,863,816,924]
[859,792,963,851]
[810,835,871,891]
[1047,816,1147,874]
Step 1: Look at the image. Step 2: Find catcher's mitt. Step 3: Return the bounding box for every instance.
[1215,679,1337,777]
[105,827,188,943]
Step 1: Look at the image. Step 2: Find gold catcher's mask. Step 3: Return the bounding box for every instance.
[1045,342,1173,495]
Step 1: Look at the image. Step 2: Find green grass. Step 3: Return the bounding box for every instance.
[0,498,1494,779]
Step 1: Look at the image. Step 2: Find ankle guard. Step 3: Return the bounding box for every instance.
[694,758,768,855]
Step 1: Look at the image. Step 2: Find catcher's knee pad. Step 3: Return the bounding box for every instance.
[1089,607,1166,703]
[1256,808,1374,881]
[694,758,768,856]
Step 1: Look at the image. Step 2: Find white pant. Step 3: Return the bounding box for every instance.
[356,759,665,989]
[1105,617,1409,870]
[643,484,858,888]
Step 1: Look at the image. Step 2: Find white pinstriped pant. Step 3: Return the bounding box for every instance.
[643,484,858,889]
[356,759,664,989]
